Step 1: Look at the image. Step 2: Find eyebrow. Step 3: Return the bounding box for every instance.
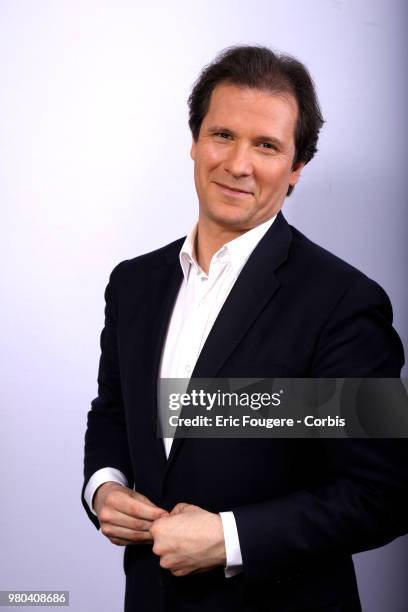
[206,125,285,149]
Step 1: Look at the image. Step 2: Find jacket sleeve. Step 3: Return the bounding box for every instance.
[233,275,408,581]
[81,263,135,530]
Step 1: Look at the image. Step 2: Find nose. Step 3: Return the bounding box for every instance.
[224,142,253,178]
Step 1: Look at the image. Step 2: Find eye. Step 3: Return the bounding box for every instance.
[258,142,277,150]
[214,132,232,140]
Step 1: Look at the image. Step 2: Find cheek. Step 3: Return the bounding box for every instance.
[257,166,290,198]
[200,146,224,171]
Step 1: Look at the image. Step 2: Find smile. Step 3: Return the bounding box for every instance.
[213,182,253,198]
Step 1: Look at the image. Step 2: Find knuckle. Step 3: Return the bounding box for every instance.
[106,487,124,506]
[100,524,111,537]
[105,491,116,504]
[98,509,111,523]
[150,524,158,538]
[134,519,145,531]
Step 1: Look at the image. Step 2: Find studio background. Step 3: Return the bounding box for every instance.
[1,1,407,610]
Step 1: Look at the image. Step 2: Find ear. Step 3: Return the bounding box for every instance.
[289,161,305,186]
[190,140,197,161]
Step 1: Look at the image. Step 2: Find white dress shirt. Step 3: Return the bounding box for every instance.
[84,215,276,577]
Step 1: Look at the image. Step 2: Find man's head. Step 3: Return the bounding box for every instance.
[188,46,324,232]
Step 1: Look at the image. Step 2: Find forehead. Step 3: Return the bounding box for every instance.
[203,82,298,141]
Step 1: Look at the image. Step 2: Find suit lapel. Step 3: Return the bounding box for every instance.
[193,212,292,377]
[147,259,183,384]
[165,212,293,470]
[141,244,183,470]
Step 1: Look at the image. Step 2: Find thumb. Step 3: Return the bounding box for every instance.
[170,502,192,516]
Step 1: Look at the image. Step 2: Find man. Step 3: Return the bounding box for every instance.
[82,46,407,611]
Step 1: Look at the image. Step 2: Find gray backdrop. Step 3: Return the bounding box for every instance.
[1,1,407,610]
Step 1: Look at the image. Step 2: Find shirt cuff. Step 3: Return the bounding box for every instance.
[84,468,128,515]
[219,511,243,578]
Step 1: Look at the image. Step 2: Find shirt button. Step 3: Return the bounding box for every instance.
[185,365,192,375]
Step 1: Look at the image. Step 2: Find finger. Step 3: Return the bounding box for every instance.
[110,493,168,522]
[157,554,194,577]
[101,508,153,533]
[170,503,191,516]
[101,523,153,544]
[127,500,169,521]
[110,537,134,546]
[172,568,191,577]
[158,554,180,570]
[109,536,149,546]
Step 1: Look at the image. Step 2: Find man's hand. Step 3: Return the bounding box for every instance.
[150,503,226,577]
[93,482,169,546]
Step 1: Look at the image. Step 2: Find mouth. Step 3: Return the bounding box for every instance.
[213,182,254,198]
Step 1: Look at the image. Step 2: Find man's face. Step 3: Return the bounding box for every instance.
[190,83,304,231]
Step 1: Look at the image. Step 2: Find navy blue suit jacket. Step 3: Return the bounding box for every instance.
[82,212,407,612]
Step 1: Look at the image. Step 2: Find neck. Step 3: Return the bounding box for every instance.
[195,216,247,275]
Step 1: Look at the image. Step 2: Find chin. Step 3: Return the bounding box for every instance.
[204,202,252,225]
[208,210,253,229]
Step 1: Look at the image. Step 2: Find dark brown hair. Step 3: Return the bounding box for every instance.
[188,45,324,195]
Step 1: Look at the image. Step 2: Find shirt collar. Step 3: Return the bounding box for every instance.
[179,215,276,280]
[179,226,200,280]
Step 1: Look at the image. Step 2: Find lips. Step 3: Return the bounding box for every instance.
[214,182,253,196]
